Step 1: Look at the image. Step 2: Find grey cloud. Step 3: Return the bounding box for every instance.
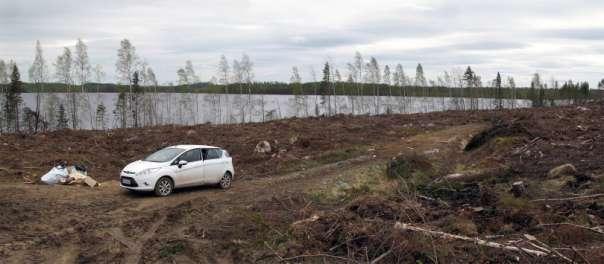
[1,0,603,87]
[540,28,604,40]
[447,41,528,51]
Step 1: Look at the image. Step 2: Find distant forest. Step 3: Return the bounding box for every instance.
[6,81,599,101]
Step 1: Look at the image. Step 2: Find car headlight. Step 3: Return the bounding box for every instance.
[137,167,161,176]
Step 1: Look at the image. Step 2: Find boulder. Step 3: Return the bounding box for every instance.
[511,181,527,197]
[255,141,272,154]
[548,164,577,178]
[289,135,298,145]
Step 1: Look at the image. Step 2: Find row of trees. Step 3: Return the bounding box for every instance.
[287,52,593,117]
[0,42,599,133]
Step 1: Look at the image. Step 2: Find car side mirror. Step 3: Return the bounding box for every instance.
[178,160,188,168]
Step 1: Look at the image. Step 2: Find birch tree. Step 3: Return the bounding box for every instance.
[290,66,305,116]
[231,59,245,122]
[365,57,381,114]
[95,103,106,130]
[530,73,544,107]
[93,64,105,92]
[352,52,364,113]
[74,39,91,92]
[73,38,93,128]
[115,39,138,127]
[116,39,138,88]
[184,60,200,123]
[217,55,230,123]
[218,55,230,86]
[383,65,391,86]
[507,76,516,109]
[89,64,105,128]
[57,104,69,130]
[176,68,187,123]
[28,40,48,132]
[54,47,78,129]
[184,60,200,83]
[144,67,160,125]
[240,54,254,122]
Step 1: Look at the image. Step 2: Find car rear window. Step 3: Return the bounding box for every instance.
[204,148,222,160]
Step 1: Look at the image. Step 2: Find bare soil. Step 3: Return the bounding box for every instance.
[1,103,604,263]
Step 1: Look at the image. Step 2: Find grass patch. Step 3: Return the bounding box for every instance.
[316,147,365,164]
[498,193,532,210]
[159,241,185,258]
[308,164,395,204]
[386,153,433,180]
[493,136,522,149]
[417,182,483,205]
[441,215,478,236]
[240,210,292,247]
[278,146,365,175]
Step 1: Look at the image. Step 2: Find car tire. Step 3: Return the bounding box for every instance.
[154,177,174,196]
[219,172,232,189]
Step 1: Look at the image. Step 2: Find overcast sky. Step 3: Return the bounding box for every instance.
[1,0,603,86]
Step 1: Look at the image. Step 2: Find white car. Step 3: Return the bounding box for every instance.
[120,145,235,196]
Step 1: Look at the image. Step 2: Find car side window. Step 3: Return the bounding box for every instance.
[203,149,222,160]
[179,149,202,162]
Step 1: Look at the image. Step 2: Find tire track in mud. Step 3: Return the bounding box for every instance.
[106,215,167,264]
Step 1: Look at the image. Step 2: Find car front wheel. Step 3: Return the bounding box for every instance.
[154,177,173,196]
[219,172,232,189]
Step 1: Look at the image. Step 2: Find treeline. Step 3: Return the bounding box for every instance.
[4,80,596,102]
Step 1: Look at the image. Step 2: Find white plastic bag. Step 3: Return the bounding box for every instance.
[40,166,69,185]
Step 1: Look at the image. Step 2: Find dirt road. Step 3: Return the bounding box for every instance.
[0,124,483,263]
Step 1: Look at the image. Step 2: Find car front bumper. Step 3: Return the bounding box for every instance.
[119,174,155,191]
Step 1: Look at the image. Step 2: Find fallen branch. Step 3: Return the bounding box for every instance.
[416,195,450,207]
[539,223,604,235]
[531,194,604,202]
[394,222,550,257]
[280,254,360,263]
[512,137,542,156]
[435,166,507,183]
[523,234,574,263]
[370,249,392,264]
[264,241,284,262]
[571,247,591,264]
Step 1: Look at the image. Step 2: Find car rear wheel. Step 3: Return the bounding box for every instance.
[219,172,232,189]
[154,177,173,196]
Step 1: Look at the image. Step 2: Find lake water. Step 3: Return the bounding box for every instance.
[21,93,531,130]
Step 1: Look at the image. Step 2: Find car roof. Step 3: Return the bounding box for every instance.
[170,145,219,150]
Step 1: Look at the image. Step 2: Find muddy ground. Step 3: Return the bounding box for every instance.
[1,103,603,263]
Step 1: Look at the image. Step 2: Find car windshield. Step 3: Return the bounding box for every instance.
[143,148,185,162]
